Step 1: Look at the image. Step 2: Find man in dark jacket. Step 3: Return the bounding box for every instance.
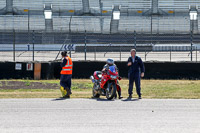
[127,49,145,99]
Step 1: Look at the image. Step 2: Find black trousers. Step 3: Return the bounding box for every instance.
[60,74,72,90]
[128,72,141,96]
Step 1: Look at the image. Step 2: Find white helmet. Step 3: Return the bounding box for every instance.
[106,58,114,66]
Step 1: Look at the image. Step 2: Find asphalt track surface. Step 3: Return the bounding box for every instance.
[0,99,200,133]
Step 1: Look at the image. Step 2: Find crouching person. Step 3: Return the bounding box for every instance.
[60,51,73,99]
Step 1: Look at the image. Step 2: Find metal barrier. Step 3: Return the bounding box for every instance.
[0,30,200,62]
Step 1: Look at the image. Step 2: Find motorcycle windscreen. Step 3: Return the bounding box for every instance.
[109,66,116,73]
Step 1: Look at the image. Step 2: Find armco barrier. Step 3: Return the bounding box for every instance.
[0,61,200,80]
[75,46,152,52]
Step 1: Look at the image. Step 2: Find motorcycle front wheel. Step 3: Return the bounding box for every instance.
[106,83,117,100]
[92,85,100,98]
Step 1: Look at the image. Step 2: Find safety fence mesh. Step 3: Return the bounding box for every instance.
[0,30,200,62]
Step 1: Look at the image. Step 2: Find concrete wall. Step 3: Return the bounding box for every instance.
[1,61,200,80]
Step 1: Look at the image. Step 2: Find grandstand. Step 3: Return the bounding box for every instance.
[0,0,199,33]
[0,0,200,62]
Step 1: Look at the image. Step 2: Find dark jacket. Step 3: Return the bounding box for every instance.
[127,56,145,74]
[60,56,68,67]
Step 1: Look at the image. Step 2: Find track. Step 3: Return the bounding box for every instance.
[0,99,200,133]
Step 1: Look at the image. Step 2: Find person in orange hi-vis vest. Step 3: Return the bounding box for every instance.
[60,51,73,98]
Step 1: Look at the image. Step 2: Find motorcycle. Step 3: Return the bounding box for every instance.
[90,66,120,100]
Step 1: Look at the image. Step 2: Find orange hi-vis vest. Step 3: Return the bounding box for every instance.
[60,56,73,75]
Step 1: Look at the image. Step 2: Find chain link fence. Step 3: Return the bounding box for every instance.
[0,30,200,62]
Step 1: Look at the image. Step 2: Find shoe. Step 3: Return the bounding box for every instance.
[114,94,117,99]
[63,95,70,99]
[69,89,72,95]
[128,94,132,99]
[117,91,123,99]
[66,88,72,95]
[138,96,142,99]
[119,96,123,99]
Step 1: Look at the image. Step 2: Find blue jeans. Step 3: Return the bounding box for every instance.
[128,72,141,96]
[60,74,72,90]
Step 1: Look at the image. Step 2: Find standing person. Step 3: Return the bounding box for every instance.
[60,51,73,98]
[127,49,145,99]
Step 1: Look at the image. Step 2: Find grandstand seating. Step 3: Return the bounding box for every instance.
[118,15,191,34]
[159,0,200,11]
[53,16,112,33]
[0,0,6,10]
[0,15,196,34]
[198,15,200,32]
[1,0,199,12]
[13,0,44,11]
[0,15,28,30]
[0,0,199,34]
[89,0,100,14]
[101,0,151,10]
[119,16,151,33]
[13,0,83,12]
[29,16,45,30]
[52,16,71,31]
[101,16,111,33]
[157,16,190,34]
[70,16,101,33]
[0,15,45,30]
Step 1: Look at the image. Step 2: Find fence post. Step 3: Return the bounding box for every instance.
[170,46,172,62]
[94,47,96,61]
[13,30,15,62]
[32,30,35,61]
[84,30,87,61]
[70,44,72,58]
[120,46,121,61]
[190,30,193,61]
[134,30,136,49]
[28,9,30,32]
[196,46,198,62]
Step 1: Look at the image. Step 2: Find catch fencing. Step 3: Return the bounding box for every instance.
[0,30,200,62]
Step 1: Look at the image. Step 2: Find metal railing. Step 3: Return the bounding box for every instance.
[0,30,200,62]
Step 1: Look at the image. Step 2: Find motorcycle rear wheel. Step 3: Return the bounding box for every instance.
[106,83,117,100]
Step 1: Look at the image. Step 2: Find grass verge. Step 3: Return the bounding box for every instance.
[0,79,200,99]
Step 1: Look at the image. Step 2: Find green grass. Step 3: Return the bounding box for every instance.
[0,79,200,99]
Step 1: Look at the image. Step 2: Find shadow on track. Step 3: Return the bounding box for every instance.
[122,98,139,102]
[51,97,68,101]
[89,97,140,102]
[89,97,115,102]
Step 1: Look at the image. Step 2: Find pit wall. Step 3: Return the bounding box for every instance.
[0,61,200,80]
